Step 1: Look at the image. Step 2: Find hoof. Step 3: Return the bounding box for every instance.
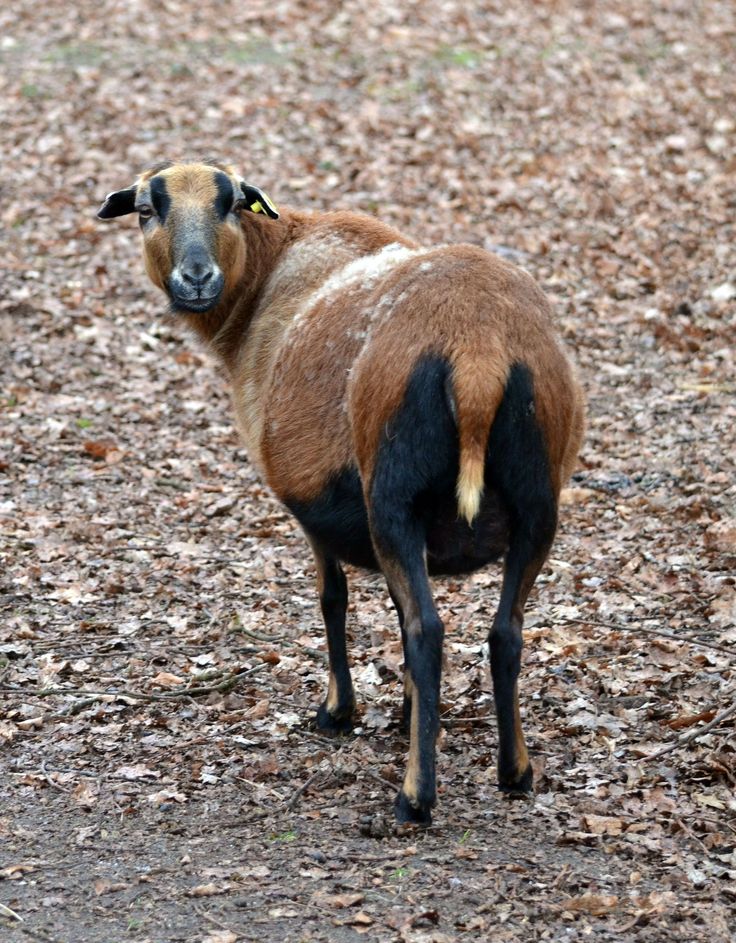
[394,790,433,827]
[499,763,534,797]
[316,701,354,735]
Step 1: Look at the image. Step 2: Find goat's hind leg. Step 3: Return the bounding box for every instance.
[487,363,558,794]
[309,541,355,734]
[367,356,457,824]
[388,589,413,733]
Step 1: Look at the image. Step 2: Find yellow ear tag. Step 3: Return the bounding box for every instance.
[250,200,264,214]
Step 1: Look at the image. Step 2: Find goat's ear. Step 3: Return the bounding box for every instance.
[97,186,138,219]
[240,182,279,219]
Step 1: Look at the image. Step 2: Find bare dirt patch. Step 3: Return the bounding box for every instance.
[1,2,734,941]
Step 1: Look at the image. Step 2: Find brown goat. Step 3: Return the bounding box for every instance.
[98,159,584,825]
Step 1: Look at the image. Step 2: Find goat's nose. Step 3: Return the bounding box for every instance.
[181,265,214,289]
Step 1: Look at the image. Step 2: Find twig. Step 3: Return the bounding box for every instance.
[238,626,289,644]
[646,700,736,760]
[0,663,270,711]
[362,768,398,793]
[286,769,333,810]
[553,616,735,658]
[39,760,70,794]
[0,902,23,922]
[237,624,328,663]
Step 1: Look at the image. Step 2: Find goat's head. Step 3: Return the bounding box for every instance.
[97,160,279,314]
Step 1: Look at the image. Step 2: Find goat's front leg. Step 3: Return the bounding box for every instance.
[310,541,355,734]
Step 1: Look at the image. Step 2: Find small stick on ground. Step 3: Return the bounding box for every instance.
[0,902,23,922]
[646,700,736,760]
[554,616,735,658]
[286,769,334,810]
[0,662,271,714]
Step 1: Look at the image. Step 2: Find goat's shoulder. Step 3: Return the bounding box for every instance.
[305,209,418,255]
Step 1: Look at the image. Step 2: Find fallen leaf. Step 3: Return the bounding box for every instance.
[317,892,365,908]
[188,883,225,897]
[202,932,237,943]
[562,893,619,916]
[150,671,186,688]
[94,879,128,896]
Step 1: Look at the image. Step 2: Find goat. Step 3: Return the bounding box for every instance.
[98,159,585,825]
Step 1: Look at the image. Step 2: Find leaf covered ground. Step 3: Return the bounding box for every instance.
[1,1,735,941]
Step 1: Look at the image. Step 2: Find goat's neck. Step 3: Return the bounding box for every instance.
[182,208,310,373]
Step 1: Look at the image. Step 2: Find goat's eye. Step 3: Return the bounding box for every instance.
[137,205,154,220]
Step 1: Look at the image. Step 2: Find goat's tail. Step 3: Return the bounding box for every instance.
[451,352,507,525]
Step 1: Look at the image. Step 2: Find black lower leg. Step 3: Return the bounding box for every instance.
[490,537,548,794]
[390,590,413,733]
[311,544,354,734]
[379,547,444,825]
[485,362,558,794]
[393,606,444,825]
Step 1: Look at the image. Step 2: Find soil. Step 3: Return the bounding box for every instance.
[1,2,734,941]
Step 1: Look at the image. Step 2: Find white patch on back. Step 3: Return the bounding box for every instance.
[288,242,431,334]
[257,233,349,314]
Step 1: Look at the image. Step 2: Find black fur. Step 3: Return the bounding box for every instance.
[214,171,234,220]
[314,549,355,733]
[369,356,455,822]
[97,187,136,219]
[289,356,557,819]
[286,468,377,570]
[149,176,171,224]
[485,362,557,794]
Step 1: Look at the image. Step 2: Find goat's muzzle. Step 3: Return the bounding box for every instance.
[168,259,225,313]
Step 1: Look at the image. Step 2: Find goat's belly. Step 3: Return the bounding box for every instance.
[426,490,510,576]
[285,467,379,570]
[285,467,509,577]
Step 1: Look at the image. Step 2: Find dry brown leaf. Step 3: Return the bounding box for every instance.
[94,879,128,896]
[188,883,225,897]
[0,863,38,880]
[150,671,186,688]
[202,932,237,943]
[562,893,619,916]
[82,438,118,460]
[71,781,98,808]
[317,892,365,908]
[582,814,625,836]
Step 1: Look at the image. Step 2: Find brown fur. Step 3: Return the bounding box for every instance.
[123,163,583,514]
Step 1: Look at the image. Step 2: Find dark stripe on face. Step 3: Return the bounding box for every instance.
[214,171,235,219]
[149,176,171,223]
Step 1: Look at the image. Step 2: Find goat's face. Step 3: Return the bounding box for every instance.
[98,161,278,314]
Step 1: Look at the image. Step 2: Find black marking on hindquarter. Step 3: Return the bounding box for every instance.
[486,361,558,794]
[286,468,378,570]
[485,362,557,553]
[286,356,512,577]
[371,355,509,576]
[149,176,171,224]
[214,171,235,219]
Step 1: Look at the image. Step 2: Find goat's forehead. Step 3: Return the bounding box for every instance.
[144,165,231,205]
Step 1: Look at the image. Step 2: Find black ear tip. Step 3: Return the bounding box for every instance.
[96,186,137,219]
